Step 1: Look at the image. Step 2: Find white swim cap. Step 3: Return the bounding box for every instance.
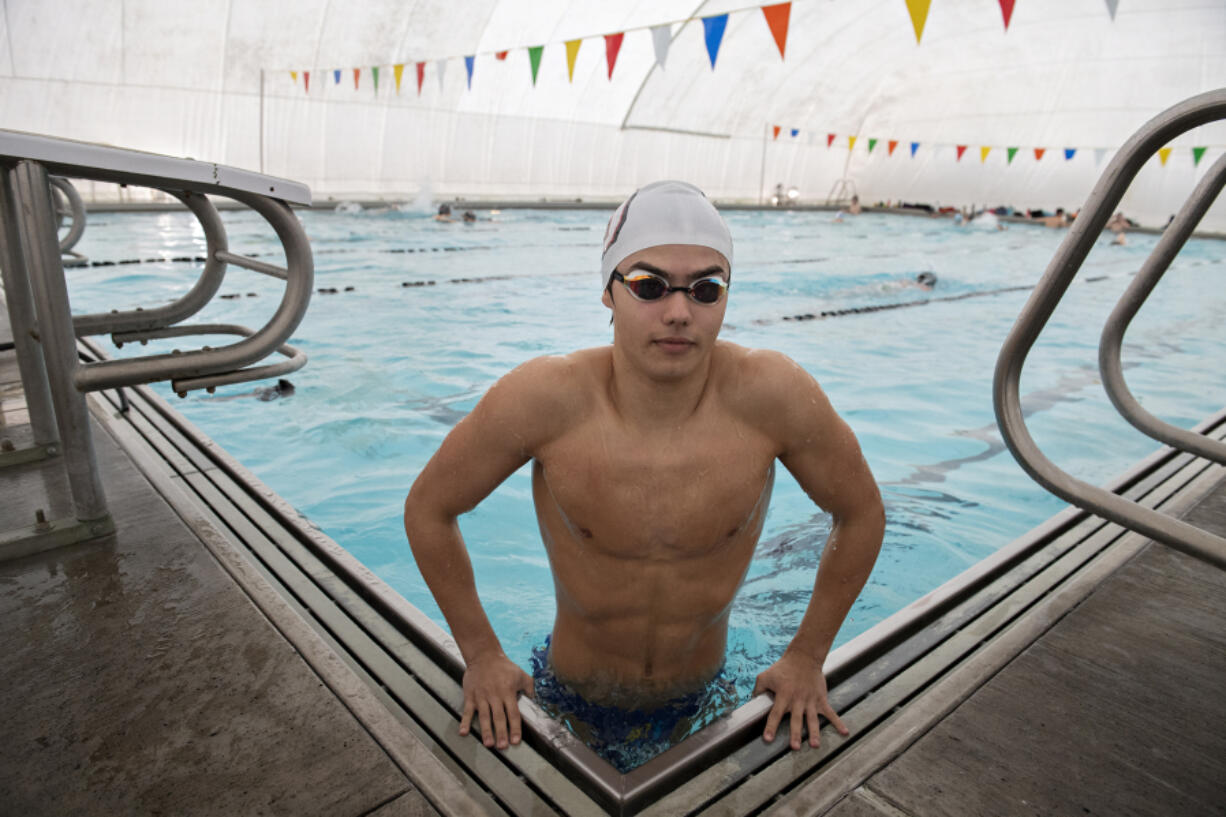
[600,180,733,290]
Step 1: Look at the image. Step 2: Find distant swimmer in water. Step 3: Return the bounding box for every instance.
[914,271,938,290]
[462,210,477,223]
[435,204,453,222]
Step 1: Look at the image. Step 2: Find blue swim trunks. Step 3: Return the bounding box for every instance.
[530,639,739,773]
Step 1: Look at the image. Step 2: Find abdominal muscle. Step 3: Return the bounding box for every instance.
[532,459,774,708]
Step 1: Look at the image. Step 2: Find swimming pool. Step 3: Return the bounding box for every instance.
[67,205,1225,743]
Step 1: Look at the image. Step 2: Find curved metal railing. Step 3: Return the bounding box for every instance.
[993,88,1226,570]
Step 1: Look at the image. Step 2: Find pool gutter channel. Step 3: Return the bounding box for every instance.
[78,337,1226,816]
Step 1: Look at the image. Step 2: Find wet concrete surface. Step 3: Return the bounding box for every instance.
[0,387,437,814]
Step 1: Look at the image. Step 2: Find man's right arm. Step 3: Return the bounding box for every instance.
[403,355,578,749]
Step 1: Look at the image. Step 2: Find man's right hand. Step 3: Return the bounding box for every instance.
[459,652,535,749]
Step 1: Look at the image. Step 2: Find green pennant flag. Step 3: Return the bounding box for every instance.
[868,138,878,154]
[372,66,379,93]
[528,46,543,86]
[1007,147,1019,164]
[1192,146,1207,166]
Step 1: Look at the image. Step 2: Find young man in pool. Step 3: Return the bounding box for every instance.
[404,180,885,757]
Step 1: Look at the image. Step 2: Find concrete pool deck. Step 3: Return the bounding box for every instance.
[2,305,1225,814]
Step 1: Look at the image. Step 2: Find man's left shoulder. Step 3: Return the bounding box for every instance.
[714,343,825,418]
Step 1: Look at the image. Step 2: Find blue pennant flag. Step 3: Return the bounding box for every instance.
[464,55,475,89]
[702,14,728,69]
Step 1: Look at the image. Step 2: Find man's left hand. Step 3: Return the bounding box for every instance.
[753,650,849,750]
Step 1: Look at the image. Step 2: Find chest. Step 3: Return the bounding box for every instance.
[536,416,777,558]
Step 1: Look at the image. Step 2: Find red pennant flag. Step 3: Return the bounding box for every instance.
[999,0,1016,30]
[415,62,425,95]
[1034,148,1046,160]
[495,51,509,61]
[773,125,781,140]
[605,33,624,79]
[827,133,836,148]
[761,3,791,59]
[304,70,310,92]
[353,68,360,90]
[888,139,899,156]
[956,145,968,161]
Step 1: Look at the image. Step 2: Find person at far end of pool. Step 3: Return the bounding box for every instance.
[403,180,885,755]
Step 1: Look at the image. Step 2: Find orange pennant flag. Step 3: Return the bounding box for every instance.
[495,51,509,61]
[773,125,781,140]
[1034,148,1046,161]
[888,139,899,156]
[980,146,991,163]
[761,3,791,59]
[353,68,361,90]
[906,0,932,43]
[565,39,582,82]
[605,33,624,79]
[393,64,404,93]
[1158,147,1172,166]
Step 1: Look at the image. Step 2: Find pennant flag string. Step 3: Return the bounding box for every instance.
[1034,148,1046,161]
[910,142,919,157]
[790,128,799,138]
[868,138,879,154]
[827,133,836,148]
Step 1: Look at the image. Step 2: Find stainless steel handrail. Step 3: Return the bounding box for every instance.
[70,189,229,338]
[50,176,85,255]
[993,88,1226,569]
[1099,150,1226,466]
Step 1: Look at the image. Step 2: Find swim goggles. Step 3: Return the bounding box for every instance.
[611,270,728,305]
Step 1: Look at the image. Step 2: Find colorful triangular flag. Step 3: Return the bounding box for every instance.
[372,66,379,93]
[999,0,1016,31]
[393,64,404,94]
[827,133,836,148]
[702,14,728,69]
[1104,0,1119,20]
[790,128,799,138]
[528,46,544,85]
[416,62,425,95]
[565,39,582,82]
[849,135,858,150]
[651,25,672,69]
[495,51,509,61]
[303,70,310,92]
[910,141,919,157]
[1034,148,1046,160]
[956,145,968,161]
[868,138,878,154]
[1192,146,1207,166]
[1007,147,1019,164]
[290,70,298,84]
[605,33,624,79]
[1064,148,1076,160]
[333,69,341,85]
[464,55,475,89]
[762,3,791,59]
[906,0,932,43]
[980,146,991,163]
[888,139,899,156]
[1158,147,1172,166]
[353,68,361,90]
[436,59,447,91]
[773,125,781,140]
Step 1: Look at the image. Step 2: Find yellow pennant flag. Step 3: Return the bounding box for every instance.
[906,0,932,43]
[565,39,582,82]
[393,64,404,94]
[848,135,858,151]
[1158,147,1172,166]
[980,146,991,163]
[290,70,298,83]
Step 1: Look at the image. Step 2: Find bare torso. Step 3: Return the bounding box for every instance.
[530,345,779,706]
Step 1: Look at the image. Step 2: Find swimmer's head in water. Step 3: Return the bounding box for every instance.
[916,271,938,288]
[600,180,733,291]
[438,203,451,216]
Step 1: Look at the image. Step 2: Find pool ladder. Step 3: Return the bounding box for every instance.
[993,88,1226,569]
[0,130,314,558]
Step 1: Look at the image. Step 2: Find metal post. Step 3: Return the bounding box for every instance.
[0,164,59,449]
[10,160,110,524]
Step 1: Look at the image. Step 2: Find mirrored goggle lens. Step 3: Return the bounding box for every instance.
[688,278,726,304]
[624,275,669,300]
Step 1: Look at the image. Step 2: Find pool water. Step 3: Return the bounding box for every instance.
[67,206,1225,751]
